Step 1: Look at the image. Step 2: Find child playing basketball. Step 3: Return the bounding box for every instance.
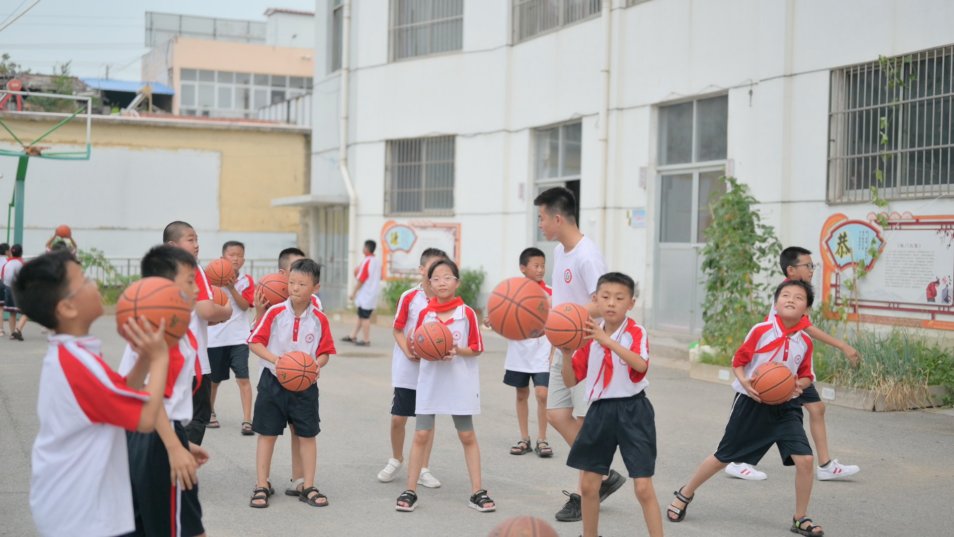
[377,247,448,488]
[504,247,553,458]
[248,258,336,509]
[395,259,494,513]
[561,272,662,537]
[726,246,860,482]
[20,250,170,537]
[667,280,826,537]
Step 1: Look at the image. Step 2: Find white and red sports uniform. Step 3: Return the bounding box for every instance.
[118,330,199,422]
[391,285,428,389]
[571,318,649,402]
[414,298,484,415]
[731,315,815,396]
[354,254,382,311]
[504,281,552,374]
[190,265,214,374]
[31,335,148,537]
[248,298,337,371]
[209,273,255,348]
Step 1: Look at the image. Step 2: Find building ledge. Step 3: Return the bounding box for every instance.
[271,194,349,207]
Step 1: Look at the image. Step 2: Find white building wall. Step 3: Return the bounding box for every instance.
[266,12,317,49]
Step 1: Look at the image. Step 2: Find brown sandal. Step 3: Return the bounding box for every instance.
[510,438,531,455]
[534,439,553,458]
[249,487,270,508]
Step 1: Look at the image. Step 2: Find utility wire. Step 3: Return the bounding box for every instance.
[0,0,41,33]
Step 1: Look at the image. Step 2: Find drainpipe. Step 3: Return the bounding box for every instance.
[339,0,358,298]
[598,0,612,254]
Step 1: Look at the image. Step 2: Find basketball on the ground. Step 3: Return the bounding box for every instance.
[209,287,229,326]
[116,277,193,346]
[204,258,235,287]
[544,302,589,351]
[275,351,318,392]
[55,224,71,238]
[751,362,797,405]
[413,322,454,361]
[486,277,549,340]
[488,515,558,537]
[259,273,289,306]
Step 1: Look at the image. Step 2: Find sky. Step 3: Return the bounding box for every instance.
[0,0,316,80]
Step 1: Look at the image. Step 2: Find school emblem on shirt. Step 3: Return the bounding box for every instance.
[564,269,573,284]
[305,333,315,344]
[793,354,803,366]
[452,331,462,342]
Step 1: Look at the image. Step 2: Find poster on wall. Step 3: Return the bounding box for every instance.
[380,220,461,280]
[820,212,954,330]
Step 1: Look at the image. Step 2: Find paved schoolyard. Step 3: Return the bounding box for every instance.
[1,316,952,536]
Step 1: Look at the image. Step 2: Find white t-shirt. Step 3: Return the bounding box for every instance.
[570,318,649,402]
[415,304,484,415]
[208,274,255,347]
[32,335,148,537]
[505,281,552,373]
[2,257,23,287]
[354,254,382,310]
[189,265,214,374]
[550,235,607,370]
[248,299,337,374]
[391,285,429,389]
[118,330,198,423]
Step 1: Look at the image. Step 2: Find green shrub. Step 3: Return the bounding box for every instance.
[77,248,140,305]
[382,277,417,312]
[458,268,486,312]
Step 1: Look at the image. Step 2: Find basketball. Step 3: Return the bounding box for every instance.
[544,302,589,351]
[488,516,558,537]
[55,224,71,238]
[275,351,318,392]
[209,287,229,325]
[204,258,235,287]
[259,273,289,306]
[115,277,193,346]
[751,362,797,405]
[413,322,454,361]
[486,277,549,340]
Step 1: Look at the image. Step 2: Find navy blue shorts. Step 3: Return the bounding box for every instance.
[714,393,812,467]
[3,286,17,312]
[795,383,821,404]
[208,344,250,382]
[567,392,656,478]
[391,387,417,417]
[357,307,374,319]
[503,369,550,389]
[252,369,320,437]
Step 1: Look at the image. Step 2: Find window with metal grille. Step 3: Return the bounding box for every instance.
[386,137,456,214]
[534,122,581,241]
[625,0,651,6]
[512,0,601,43]
[828,46,954,203]
[389,0,464,61]
[330,0,344,72]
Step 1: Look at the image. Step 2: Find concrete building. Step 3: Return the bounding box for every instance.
[305,0,954,331]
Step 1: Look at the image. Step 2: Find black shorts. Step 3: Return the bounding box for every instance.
[208,344,250,382]
[391,387,417,417]
[252,369,320,437]
[714,393,813,467]
[357,307,374,319]
[503,369,550,389]
[567,392,656,478]
[3,287,17,312]
[795,383,821,404]
[125,421,204,537]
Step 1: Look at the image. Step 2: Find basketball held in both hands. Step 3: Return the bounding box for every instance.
[751,362,797,405]
[209,287,229,325]
[413,322,454,361]
[116,277,193,346]
[55,224,72,238]
[486,277,549,340]
[259,273,289,306]
[544,302,590,351]
[204,258,236,287]
[275,351,318,392]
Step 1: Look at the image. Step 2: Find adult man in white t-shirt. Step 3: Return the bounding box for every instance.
[344,239,382,346]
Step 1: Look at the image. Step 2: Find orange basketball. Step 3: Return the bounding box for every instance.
[259,273,289,306]
[209,287,229,326]
[751,362,797,405]
[413,322,454,361]
[544,302,590,351]
[116,277,193,346]
[275,351,318,392]
[488,516,558,537]
[204,258,235,287]
[486,277,550,340]
[55,224,71,238]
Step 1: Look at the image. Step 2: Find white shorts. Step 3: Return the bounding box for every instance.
[547,351,589,418]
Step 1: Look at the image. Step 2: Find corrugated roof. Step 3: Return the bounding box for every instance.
[80,78,175,96]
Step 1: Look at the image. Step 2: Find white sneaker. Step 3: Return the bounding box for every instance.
[377,458,403,482]
[417,467,441,488]
[724,462,768,481]
[816,459,860,481]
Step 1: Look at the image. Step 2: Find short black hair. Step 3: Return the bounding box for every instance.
[533,186,578,225]
[364,239,377,254]
[290,258,321,284]
[780,246,812,277]
[162,221,194,243]
[519,247,545,267]
[12,250,76,330]
[596,272,638,298]
[49,241,71,252]
[774,279,814,308]
[278,247,306,270]
[141,244,197,280]
[419,248,447,266]
[0,243,8,255]
[222,240,245,254]
[427,258,460,280]
[10,244,23,257]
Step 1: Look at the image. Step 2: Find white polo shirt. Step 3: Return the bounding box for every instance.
[551,235,607,307]
[31,335,148,537]
[248,298,337,374]
[504,281,552,374]
[731,316,815,396]
[189,265,214,374]
[209,273,254,347]
[354,254,382,310]
[391,285,429,389]
[415,303,484,415]
[118,330,199,423]
[571,318,649,402]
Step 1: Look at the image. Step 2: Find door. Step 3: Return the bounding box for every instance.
[313,205,349,311]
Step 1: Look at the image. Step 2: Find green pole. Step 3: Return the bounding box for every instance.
[13,156,27,246]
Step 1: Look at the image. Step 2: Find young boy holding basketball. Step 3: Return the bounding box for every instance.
[395,259,494,513]
[504,247,553,458]
[248,258,336,509]
[726,246,860,482]
[667,280,825,537]
[119,245,211,537]
[561,272,662,537]
[20,249,170,537]
[377,247,448,487]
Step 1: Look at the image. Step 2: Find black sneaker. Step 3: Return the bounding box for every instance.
[555,490,582,522]
[599,469,625,502]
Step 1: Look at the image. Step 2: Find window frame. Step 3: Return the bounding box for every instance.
[385,135,457,216]
[389,0,465,63]
[512,0,602,44]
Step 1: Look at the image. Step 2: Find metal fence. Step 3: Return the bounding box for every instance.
[145,12,266,47]
[85,258,279,285]
[256,93,313,126]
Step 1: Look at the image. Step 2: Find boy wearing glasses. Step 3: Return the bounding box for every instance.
[725,246,861,482]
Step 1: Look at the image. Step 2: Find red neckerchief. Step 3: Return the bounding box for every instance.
[537,280,552,296]
[425,296,464,314]
[754,315,811,360]
[587,321,626,400]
